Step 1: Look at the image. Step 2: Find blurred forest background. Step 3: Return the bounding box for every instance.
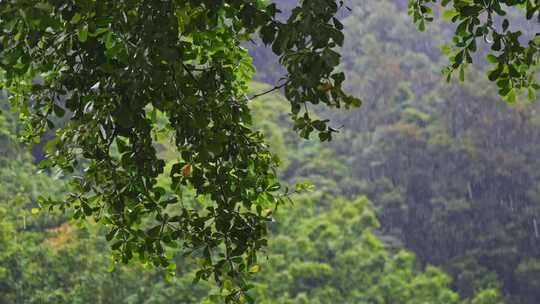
[1,0,539,303]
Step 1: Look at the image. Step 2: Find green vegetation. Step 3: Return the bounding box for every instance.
[1,0,539,303]
[0,93,505,304]
[0,2,360,294]
[410,0,540,102]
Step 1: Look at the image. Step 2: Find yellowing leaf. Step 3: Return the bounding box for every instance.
[248,264,260,273]
[31,208,41,215]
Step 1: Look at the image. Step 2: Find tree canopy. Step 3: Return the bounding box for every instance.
[0,0,538,300]
[0,88,508,304]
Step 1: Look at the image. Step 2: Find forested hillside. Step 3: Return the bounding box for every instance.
[1,0,539,303]
[249,0,540,302]
[1,85,504,304]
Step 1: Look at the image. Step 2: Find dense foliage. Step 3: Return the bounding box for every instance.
[1,91,505,303]
[0,1,361,295]
[410,0,540,102]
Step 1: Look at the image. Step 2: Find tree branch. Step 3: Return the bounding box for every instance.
[247,80,290,101]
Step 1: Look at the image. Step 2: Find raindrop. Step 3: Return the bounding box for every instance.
[483,33,493,44]
[534,218,539,238]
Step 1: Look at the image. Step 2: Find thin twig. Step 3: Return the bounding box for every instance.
[182,63,200,85]
[248,80,290,101]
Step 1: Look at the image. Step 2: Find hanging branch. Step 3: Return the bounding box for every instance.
[247,80,291,101]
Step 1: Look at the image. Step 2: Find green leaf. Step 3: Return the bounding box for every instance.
[528,87,536,101]
[71,13,82,24]
[439,44,452,54]
[486,54,498,64]
[442,9,458,20]
[105,32,113,49]
[78,26,88,42]
[419,20,426,32]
